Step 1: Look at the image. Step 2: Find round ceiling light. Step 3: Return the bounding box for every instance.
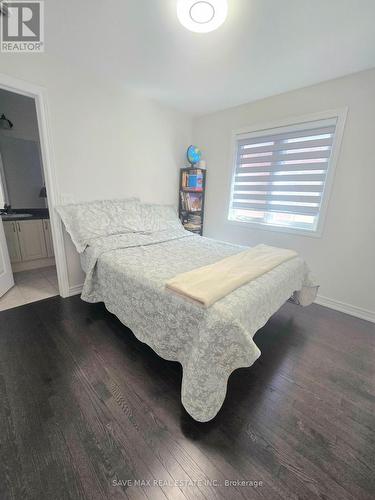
[177,0,228,33]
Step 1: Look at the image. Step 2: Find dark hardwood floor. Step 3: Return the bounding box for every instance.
[0,296,374,500]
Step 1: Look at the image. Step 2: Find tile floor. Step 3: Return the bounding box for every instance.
[0,266,59,311]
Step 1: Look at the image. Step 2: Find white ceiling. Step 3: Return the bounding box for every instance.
[47,0,375,114]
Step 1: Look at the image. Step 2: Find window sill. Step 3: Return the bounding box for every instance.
[226,218,323,238]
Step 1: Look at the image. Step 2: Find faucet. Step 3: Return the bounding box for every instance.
[3,203,11,214]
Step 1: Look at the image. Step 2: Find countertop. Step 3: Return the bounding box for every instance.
[1,209,50,222]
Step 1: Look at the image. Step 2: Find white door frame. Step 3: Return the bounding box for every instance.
[0,72,69,297]
[0,217,14,297]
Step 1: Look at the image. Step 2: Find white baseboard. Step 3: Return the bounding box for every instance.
[315,294,375,323]
[68,283,83,297]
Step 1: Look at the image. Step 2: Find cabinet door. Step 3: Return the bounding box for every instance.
[17,220,48,261]
[3,221,22,263]
[43,219,54,257]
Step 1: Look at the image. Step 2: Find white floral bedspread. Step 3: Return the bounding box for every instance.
[80,228,317,422]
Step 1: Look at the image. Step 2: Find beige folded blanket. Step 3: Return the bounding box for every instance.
[166,244,298,307]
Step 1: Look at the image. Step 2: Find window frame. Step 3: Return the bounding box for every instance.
[227,108,348,238]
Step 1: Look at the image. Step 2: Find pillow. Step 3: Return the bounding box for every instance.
[55,198,141,252]
[138,203,183,232]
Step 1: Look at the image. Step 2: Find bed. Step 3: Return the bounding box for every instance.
[57,199,318,422]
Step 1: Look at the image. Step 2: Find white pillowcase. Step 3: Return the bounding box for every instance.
[56,199,183,253]
[55,198,142,252]
[138,203,182,232]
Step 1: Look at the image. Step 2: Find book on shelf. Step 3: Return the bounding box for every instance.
[187,173,203,191]
[180,191,202,211]
[181,169,203,192]
[181,213,202,232]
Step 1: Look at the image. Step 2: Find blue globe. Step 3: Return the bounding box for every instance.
[187,145,202,165]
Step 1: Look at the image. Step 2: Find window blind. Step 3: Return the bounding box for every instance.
[229,117,338,231]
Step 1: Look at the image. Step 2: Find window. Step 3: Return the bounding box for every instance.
[228,112,346,235]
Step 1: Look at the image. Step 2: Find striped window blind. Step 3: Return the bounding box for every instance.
[229,117,338,232]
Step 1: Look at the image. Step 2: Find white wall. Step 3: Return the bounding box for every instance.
[193,69,375,317]
[0,54,193,289]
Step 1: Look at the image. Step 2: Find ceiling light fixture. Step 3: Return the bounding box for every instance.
[177,0,228,33]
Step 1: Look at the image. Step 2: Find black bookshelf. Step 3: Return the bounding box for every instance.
[178,167,206,236]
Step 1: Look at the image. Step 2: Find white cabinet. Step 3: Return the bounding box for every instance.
[17,220,47,261]
[3,221,22,262]
[3,218,54,263]
[43,219,54,258]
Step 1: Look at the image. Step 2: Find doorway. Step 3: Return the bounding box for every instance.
[0,76,68,310]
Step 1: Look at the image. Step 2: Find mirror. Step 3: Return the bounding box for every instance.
[0,136,46,209]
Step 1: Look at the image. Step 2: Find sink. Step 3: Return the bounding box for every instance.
[1,213,33,219]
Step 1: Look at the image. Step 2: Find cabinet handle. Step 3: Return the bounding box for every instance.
[17,222,21,232]
[12,222,16,232]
